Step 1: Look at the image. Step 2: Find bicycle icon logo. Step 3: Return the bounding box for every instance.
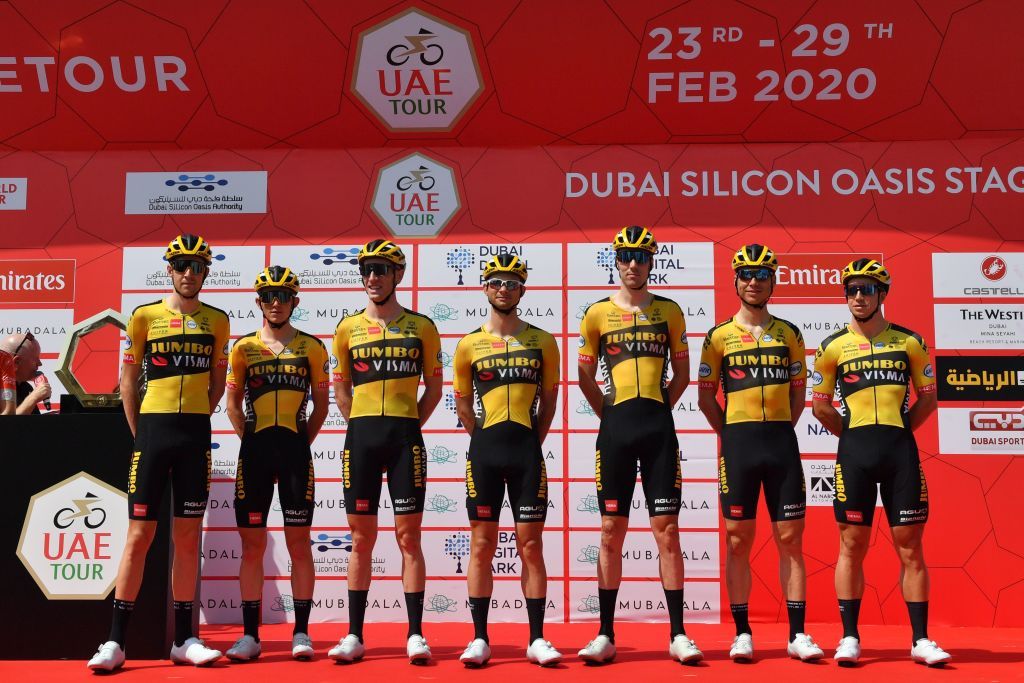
[386,29,444,66]
[397,166,436,192]
[53,494,106,529]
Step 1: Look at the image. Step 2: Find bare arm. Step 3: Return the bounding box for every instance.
[16,379,50,415]
[225,384,245,439]
[578,362,604,418]
[908,390,937,432]
[454,394,476,436]
[666,355,690,406]
[306,386,329,442]
[208,364,227,414]
[536,386,558,444]
[418,374,443,426]
[789,385,806,425]
[697,386,724,435]
[1,398,13,416]
[334,379,353,423]
[120,363,142,437]
[812,398,843,436]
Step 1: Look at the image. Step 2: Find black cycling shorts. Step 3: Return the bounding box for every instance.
[128,413,211,520]
[719,421,805,522]
[595,398,681,517]
[234,427,315,528]
[343,416,426,516]
[466,421,547,524]
[834,425,928,527]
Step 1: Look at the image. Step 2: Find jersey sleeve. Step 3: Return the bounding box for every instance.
[452,336,473,399]
[669,303,689,359]
[226,339,246,391]
[332,319,350,382]
[542,332,561,391]
[578,306,599,364]
[420,319,443,378]
[788,325,807,388]
[698,329,722,391]
[811,341,838,401]
[907,333,936,394]
[0,352,15,401]
[311,339,330,390]
[212,313,230,369]
[122,307,149,365]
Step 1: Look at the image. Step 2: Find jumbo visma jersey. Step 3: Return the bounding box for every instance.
[699,317,806,424]
[123,299,230,414]
[227,331,330,433]
[811,324,935,429]
[332,309,442,419]
[453,324,560,429]
[578,296,689,406]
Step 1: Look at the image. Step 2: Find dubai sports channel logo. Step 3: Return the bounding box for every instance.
[371,152,461,238]
[351,7,485,133]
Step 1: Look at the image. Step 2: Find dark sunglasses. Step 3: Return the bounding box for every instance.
[169,258,208,274]
[12,331,35,356]
[845,283,880,297]
[615,249,651,264]
[258,290,295,305]
[737,267,773,282]
[359,263,398,277]
[484,278,522,291]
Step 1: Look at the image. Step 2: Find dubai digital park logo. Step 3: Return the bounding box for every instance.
[371,152,461,238]
[351,7,485,133]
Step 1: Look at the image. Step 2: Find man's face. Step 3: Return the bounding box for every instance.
[483,274,525,310]
[845,277,885,318]
[14,338,41,382]
[615,250,652,289]
[360,258,403,302]
[257,290,297,325]
[735,267,774,306]
[167,258,207,298]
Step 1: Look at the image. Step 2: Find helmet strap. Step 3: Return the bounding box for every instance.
[173,283,199,300]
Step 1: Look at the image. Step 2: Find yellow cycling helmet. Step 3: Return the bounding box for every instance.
[254,265,300,293]
[732,243,778,272]
[357,238,406,267]
[164,233,213,263]
[482,253,528,282]
[612,225,658,254]
[842,258,891,288]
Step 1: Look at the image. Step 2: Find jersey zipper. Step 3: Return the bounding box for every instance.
[633,312,641,400]
[506,337,512,422]
[756,332,766,421]
[381,323,388,417]
[178,313,185,413]
[869,332,879,425]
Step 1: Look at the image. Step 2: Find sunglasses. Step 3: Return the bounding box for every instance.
[258,290,295,305]
[737,267,774,282]
[615,249,651,264]
[359,263,398,277]
[484,278,522,291]
[169,258,208,275]
[845,283,880,297]
[12,331,35,356]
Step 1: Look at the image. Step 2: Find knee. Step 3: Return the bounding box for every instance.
[518,537,543,564]
[240,535,268,559]
[895,539,925,568]
[838,535,869,561]
[726,532,754,558]
[654,525,681,556]
[599,520,623,551]
[350,531,376,555]
[395,530,421,556]
[470,535,497,561]
[173,526,201,552]
[774,528,803,555]
[285,536,311,560]
[124,526,155,555]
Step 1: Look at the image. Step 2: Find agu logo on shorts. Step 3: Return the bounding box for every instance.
[350,7,485,133]
[371,151,462,238]
[16,472,128,600]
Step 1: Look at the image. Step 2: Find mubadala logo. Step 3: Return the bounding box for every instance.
[371,152,461,237]
[351,7,485,132]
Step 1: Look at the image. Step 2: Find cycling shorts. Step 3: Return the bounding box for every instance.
[719,421,805,522]
[834,425,928,527]
[595,398,681,517]
[234,427,315,528]
[128,413,211,520]
[465,421,548,523]
[342,416,426,516]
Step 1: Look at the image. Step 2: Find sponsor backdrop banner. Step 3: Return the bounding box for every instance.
[2,0,1023,629]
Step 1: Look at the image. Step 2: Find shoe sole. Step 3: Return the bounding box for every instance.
[790,652,825,662]
[913,657,951,667]
[461,659,489,668]
[578,651,615,664]
[409,653,431,665]
[673,654,703,665]
[226,653,259,662]
[730,653,753,662]
[293,652,314,661]
[835,658,859,667]
[330,656,364,664]
[88,662,123,673]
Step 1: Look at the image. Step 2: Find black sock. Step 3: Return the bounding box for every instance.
[906,601,928,644]
[469,596,490,642]
[348,590,368,640]
[405,591,425,638]
[730,603,751,636]
[241,600,261,641]
[526,597,546,643]
[598,588,617,642]
[838,599,861,640]
[293,599,312,635]
[109,599,135,648]
[665,588,686,639]
[787,600,806,641]
[173,600,194,646]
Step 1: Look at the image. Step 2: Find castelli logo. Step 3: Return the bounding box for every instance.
[981,256,1007,282]
[350,7,485,133]
[0,260,76,303]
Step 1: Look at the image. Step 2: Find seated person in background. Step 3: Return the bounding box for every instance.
[0,333,50,414]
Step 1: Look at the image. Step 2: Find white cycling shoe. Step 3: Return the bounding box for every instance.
[87,641,125,672]
[729,633,753,661]
[577,634,616,664]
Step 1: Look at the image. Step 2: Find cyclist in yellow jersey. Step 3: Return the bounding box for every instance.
[577,226,702,665]
[329,239,442,665]
[698,245,823,662]
[90,234,228,672]
[452,253,562,667]
[811,259,950,667]
[223,267,329,662]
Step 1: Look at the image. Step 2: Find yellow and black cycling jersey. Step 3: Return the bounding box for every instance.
[453,324,560,430]
[699,316,806,424]
[332,309,442,419]
[578,295,689,406]
[811,323,935,430]
[227,330,330,433]
[123,299,230,415]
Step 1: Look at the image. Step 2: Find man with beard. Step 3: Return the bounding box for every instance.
[811,258,950,667]
[452,254,561,667]
[329,239,442,664]
[89,234,230,671]
[576,226,702,665]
